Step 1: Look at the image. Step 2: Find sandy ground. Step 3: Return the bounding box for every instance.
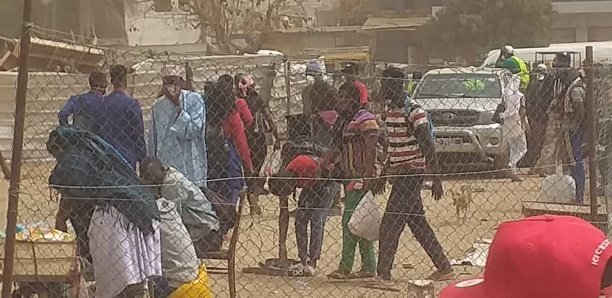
[4,161,545,297]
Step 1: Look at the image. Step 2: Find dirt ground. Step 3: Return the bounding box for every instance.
[3,162,543,297]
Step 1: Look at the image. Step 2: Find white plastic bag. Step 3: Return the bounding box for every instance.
[264,150,282,177]
[348,191,381,241]
[539,173,576,203]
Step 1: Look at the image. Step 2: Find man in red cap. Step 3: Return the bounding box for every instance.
[440,215,612,298]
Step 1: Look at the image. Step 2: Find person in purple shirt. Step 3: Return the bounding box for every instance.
[58,71,107,131]
[95,65,146,170]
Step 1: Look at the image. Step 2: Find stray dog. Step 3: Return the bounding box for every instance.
[451,185,472,220]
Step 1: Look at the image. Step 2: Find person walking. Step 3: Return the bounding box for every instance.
[326,83,379,280]
[376,67,452,284]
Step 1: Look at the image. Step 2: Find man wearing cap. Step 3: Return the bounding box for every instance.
[343,62,369,109]
[440,215,612,298]
[148,65,208,188]
[496,45,530,92]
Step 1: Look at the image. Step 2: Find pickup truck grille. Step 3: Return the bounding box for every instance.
[430,110,480,127]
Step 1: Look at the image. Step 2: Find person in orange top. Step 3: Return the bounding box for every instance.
[268,154,335,276]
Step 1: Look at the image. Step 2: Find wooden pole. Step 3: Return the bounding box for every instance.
[586,46,598,219]
[2,0,33,296]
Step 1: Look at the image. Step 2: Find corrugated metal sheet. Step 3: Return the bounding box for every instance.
[361,17,431,30]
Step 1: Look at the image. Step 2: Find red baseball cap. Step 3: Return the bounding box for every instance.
[440,215,612,298]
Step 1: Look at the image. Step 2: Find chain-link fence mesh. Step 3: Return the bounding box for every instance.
[1,27,612,297]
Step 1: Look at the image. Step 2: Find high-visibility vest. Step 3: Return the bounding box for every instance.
[511,56,530,91]
[407,80,417,96]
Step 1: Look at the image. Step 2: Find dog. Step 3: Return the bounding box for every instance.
[451,185,472,220]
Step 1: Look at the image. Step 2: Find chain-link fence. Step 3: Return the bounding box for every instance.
[1,27,612,297]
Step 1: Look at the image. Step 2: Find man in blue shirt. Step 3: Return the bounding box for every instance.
[58,71,107,131]
[148,65,208,187]
[96,65,146,170]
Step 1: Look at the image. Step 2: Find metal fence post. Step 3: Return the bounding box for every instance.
[586,46,598,219]
[2,0,33,296]
[284,59,291,117]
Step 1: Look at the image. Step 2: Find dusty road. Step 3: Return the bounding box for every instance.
[8,161,542,297]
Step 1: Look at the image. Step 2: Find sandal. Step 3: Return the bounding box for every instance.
[327,270,356,280]
[354,271,376,279]
[428,268,455,281]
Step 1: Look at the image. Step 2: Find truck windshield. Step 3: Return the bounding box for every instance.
[414,73,502,99]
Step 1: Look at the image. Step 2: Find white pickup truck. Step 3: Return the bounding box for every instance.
[412,67,514,170]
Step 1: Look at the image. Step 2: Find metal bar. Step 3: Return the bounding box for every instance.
[2,0,33,296]
[586,46,598,219]
[284,58,291,116]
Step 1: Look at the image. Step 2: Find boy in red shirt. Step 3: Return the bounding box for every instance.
[269,154,335,276]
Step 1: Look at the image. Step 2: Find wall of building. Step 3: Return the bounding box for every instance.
[553,11,612,42]
[262,29,372,57]
[124,0,201,46]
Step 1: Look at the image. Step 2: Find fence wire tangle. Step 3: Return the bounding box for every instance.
[1,36,611,298]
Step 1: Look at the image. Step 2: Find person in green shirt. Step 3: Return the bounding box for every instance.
[496,45,530,92]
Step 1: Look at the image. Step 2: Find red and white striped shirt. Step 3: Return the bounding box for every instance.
[385,108,429,170]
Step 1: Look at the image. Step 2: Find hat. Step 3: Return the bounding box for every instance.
[502,45,514,55]
[306,61,323,75]
[440,215,612,298]
[536,64,548,81]
[161,65,186,80]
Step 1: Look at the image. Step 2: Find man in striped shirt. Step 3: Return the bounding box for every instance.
[376,67,452,284]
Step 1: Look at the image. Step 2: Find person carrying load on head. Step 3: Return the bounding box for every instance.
[496,45,530,92]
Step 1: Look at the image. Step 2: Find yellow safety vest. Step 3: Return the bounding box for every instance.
[407,80,417,96]
[511,56,530,91]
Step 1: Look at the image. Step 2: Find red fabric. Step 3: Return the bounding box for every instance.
[354,80,368,106]
[223,110,253,171]
[286,155,318,188]
[235,98,253,128]
[440,215,612,298]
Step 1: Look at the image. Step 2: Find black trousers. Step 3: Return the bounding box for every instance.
[377,176,450,280]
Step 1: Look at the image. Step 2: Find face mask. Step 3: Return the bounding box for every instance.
[306,76,315,84]
[165,84,180,97]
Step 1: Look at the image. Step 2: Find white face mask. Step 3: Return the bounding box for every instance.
[165,85,180,97]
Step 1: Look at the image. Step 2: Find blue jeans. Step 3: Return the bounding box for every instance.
[567,130,585,204]
[295,183,337,265]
